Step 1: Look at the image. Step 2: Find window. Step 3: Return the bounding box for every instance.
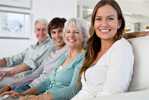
[0,0,32,39]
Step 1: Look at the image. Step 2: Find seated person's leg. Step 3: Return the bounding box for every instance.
[13,82,31,93]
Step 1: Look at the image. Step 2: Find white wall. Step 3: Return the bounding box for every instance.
[32,0,77,21]
[0,0,77,58]
[31,0,77,41]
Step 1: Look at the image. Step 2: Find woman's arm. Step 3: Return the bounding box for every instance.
[21,87,38,95]
[96,41,134,96]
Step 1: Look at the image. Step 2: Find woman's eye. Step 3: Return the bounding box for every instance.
[95,17,102,21]
[66,31,79,34]
[74,32,79,34]
[108,17,115,20]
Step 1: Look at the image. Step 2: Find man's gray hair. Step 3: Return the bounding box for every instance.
[34,18,48,26]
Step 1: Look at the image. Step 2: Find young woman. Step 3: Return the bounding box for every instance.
[72,0,134,99]
[1,18,88,100]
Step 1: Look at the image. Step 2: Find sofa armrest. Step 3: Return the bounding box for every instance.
[95,89,149,100]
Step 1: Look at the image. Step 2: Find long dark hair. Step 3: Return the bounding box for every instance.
[80,0,125,76]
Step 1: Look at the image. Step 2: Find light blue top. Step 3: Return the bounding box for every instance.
[4,37,52,70]
[30,50,85,100]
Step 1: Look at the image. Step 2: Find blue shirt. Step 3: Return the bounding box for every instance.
[31,50,85,100]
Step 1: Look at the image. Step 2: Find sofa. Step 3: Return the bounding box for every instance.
[95,32,149,100]
[0,32,149,100]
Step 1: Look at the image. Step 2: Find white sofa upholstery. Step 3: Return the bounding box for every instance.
[96,36,149,100]
[128,36,149,91]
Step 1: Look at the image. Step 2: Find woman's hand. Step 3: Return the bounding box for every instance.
[0,85,12,94]
[0,90,22,97]
[19,93,53,100]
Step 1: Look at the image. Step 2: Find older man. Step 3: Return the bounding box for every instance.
[0,18,52,88]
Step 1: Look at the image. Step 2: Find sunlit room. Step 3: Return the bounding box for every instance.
[0,0,149,99]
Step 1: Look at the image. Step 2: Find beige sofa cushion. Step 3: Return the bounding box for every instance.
[128,36,149,91]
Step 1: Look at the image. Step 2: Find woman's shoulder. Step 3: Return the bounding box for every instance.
[108,38,134,59]
[113,37,133,50]
[72,50,86,67]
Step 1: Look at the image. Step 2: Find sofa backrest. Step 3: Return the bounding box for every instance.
[127,35,149,91]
